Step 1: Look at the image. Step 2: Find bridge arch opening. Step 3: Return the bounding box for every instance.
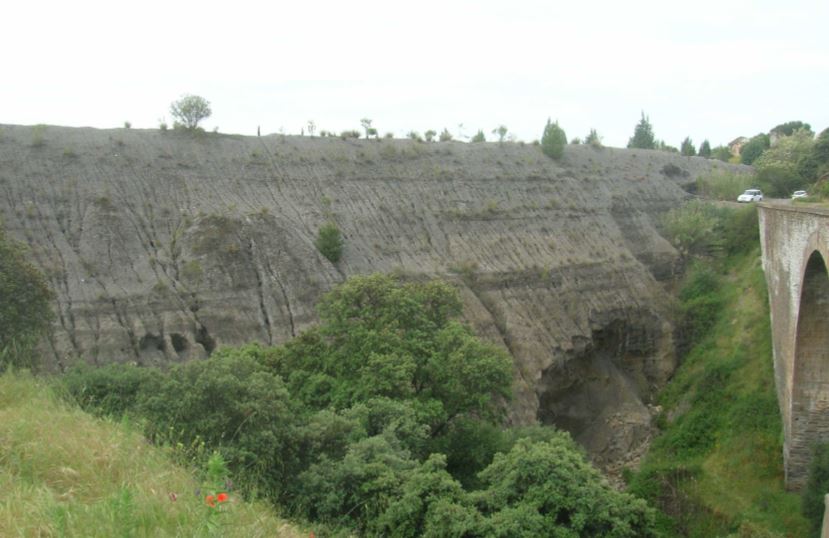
[790,250,829,487]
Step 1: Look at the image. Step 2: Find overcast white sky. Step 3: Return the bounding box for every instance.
[2,0,827,148]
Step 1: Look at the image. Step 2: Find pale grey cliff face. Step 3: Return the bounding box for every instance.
[0,124,748,469]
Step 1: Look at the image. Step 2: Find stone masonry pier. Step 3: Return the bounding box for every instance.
[759,202,829,489]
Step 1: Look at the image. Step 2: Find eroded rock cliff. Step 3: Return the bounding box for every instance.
[0,124,747,469]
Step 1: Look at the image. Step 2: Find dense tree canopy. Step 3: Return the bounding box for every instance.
[770,120,812,138]
[740,133,770,165]
[62,274,659,536]
[754,129,814,195]
[268,274,513,432]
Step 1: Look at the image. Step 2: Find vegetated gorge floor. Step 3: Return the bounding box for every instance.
[0,124,750,474]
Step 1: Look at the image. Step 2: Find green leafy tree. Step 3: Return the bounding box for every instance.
[541,119,567,160]
[0,226,53,369]
[170,94,212,130]
[375,454,480,537]
[740,133,770,165]
[680,137,696,156]
[698,139,712,158]
[492,125,508,143]
[754,129,814,194]
[269,274,513,431]
[474,437,658,537]
[315,222,344,263]
[439,128,453,142]
[627,112,656,149]
[296,435,415,532]
[424,129,437,142]
[711,145,732,162]
[812,128,829,179]
[140,351,297,497]
[661,200,724,259]
[770,120,812,138]
[471,130,486,143]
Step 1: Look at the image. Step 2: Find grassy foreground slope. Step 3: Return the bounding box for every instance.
[0,371,304,538]
[629,250,810,537]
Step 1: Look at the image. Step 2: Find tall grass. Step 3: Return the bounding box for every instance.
[0,370,305,537]
[627,251,810,536]
[696,171,756,201]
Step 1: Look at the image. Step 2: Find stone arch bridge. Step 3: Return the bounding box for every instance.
[759,202,829,489]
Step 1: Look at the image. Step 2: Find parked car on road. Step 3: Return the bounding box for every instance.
[737,189,764,203]
[792,190,808,199]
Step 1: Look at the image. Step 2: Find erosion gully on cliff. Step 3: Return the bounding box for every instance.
[0,124,748,472]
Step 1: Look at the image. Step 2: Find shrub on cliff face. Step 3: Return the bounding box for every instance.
[315,222,343,263]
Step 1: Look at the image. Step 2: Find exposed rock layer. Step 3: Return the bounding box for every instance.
[0,124,747,468]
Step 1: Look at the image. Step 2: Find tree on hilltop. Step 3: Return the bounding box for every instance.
[585,128,603,148]
[170,95,211,130]
[699,139,712,158]
[770,121,813,138]
[361,118,378,139]
[492,125,508,143]
[627,112,656,149]
[541,119,567,159]
[681,137,696,156]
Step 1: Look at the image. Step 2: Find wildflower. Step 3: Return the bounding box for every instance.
[168,492,177,502]
[216,492,229,503]
[205,494,216,507]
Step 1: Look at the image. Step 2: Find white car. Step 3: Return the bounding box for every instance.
[737,189,764,203]
[792,190,808,199]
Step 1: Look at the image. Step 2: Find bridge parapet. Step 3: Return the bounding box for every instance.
[758,202,829,489]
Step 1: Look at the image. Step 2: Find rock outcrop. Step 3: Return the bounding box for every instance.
[0,124,748,469]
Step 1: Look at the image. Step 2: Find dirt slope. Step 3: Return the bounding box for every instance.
[0,124,748,469]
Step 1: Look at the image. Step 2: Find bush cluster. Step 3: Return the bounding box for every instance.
[63,274,658,536]
[0,226,53,370]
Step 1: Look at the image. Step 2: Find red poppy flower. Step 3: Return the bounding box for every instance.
[205,494,216,507]
[216,492,229,503]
